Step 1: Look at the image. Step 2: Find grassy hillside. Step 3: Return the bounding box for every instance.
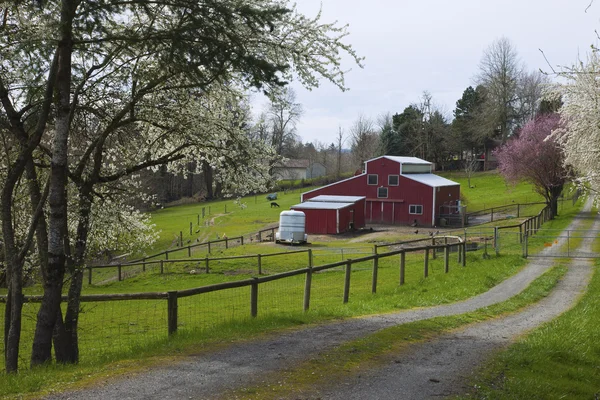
[438,170,545,212]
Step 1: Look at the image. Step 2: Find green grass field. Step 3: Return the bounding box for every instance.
[0,170,589,398]
[438,170,546,212]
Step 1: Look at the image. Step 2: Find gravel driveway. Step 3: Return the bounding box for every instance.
[47,199,597,400]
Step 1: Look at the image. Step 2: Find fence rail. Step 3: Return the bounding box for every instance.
[86,249,312,284]
[1,241,468,337]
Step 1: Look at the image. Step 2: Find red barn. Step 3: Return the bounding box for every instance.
[301,156,460,227]
[291,195,366,234]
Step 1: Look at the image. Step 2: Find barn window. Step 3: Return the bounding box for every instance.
[377,187,388,198]
[368,174,378,185]
[409,204,423,215]
[388,175,399,186]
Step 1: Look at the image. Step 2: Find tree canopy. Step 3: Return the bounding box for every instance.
[0,0,362,372]
[496,113,569,217]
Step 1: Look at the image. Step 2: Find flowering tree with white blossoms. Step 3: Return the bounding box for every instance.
[0,0,362,372]
[550,50,600,199]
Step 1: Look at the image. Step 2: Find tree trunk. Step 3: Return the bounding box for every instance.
[56,187,93,364]
[549,186,562,219]
[1,157,28,373]
[31,1,74,366]
[202,160,214,199]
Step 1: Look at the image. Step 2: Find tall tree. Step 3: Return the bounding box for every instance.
[476,37,523,142]
[267,87,303,156]
[0,0,362,372]
[350,115,378,169]
[496,114,568,217]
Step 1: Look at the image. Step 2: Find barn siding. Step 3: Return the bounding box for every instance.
[301,156,459,227]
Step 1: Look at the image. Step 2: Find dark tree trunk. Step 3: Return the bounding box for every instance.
[31,1,74,366]
[1,154,28,373]
[56,186,92,363]
[202,160,214,199]
[549,185,563,219]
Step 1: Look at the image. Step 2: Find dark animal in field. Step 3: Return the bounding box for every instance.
[414,229,419,234]
[270,202,280,208]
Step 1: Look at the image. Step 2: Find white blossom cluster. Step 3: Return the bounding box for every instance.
[550,50,600,198]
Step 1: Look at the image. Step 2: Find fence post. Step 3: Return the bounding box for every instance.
[431,238,437,259]
[343,260,352,304]
[251,278,259,317]
[271,228,275,242]
[400,251,406,285]
[189,222,192,236]
[118,264,122,281]
[519,224,523,244]
[165,250,169,260]
[462,242,467,267]
[304,266,312,312]
[88,266,92,285]
[494,227,499,255]
[187,246,191,257]
[258,231,262,242]
[444,245,449,273]
[372,255,379,294]
[523,234,529,258]
[491,207,494,222]
[208,241,211,254]
[167,291,178,335]
[257,254,262,275]
[241,236,244,246]
[160,260,164,274]
[308,249,313,267]
[424,248,429,278]
[457,242,462,264]
[517,204,520,218]
[205,257,209,273]
[197,214,200,225]
[179,231,183,247]
[225,237,229,249]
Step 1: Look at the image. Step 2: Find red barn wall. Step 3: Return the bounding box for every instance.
[301,158,459,227]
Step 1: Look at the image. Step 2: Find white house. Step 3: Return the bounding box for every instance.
[272,159,327,180]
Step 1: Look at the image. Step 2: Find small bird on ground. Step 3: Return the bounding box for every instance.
[414,229,419,234]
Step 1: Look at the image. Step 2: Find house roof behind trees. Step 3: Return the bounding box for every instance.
[274,159,311,169]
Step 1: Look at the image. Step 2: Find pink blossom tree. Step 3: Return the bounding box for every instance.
[495,113,569,218]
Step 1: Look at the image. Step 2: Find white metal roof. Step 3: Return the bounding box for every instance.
[402,173,459,187]
[292,202,355,210]
[308,195,365,203]
[381,156,431,165]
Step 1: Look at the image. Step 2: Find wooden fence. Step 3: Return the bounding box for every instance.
[2,240,468,337]
[86,249,312,284]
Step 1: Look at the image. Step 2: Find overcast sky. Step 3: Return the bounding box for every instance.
[253,0,600,146]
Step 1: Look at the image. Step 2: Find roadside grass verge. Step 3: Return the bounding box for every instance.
[456,226,600,399]
[0,260,565,400]
[227,264,568,400]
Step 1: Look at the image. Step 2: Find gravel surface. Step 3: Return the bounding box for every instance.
[47,200,597,400]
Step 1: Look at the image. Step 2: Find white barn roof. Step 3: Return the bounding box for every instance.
[381,156,431,165]
[292,202,355,210]
[308,195,365,203]
[403,173,459,187]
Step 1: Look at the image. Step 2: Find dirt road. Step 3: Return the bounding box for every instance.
[47,200,597,400]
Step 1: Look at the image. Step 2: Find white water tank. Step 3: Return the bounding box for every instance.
[275,210,307,244]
